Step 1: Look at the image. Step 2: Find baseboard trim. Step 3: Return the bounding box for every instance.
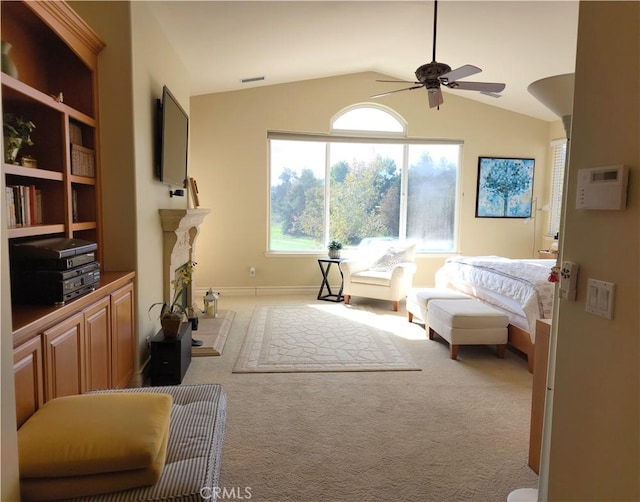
[194,286,319,297]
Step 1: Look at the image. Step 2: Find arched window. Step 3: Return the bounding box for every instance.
[331,105,405,134]
[268,105,461,254]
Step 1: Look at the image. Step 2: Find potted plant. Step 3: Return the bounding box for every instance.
[149,261,196,337]
[328,239,343,259]
[3,113,35,164]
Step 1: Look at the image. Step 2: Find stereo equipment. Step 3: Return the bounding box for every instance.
[10,237,100,305]
[17,252,97,271]
[11,237,97,259]
[11,268,100,305]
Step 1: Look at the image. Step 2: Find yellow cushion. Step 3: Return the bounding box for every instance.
[20,433,170,501]
[18,392,172,478]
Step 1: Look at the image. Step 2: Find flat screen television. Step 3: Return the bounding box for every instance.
[156,85,189,188]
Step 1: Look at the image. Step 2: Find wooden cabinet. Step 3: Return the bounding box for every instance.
[43,312,85,401]
[528,318,551,474]
[84,296,112,391]
[111,282,135,389]
[13,336,43,428]
[12,272,136,423]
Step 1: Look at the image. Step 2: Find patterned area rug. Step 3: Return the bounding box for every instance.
[233,304,420,373]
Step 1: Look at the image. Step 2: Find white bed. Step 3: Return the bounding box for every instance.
[435,256,556,371]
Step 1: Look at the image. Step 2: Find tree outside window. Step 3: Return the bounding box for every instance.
[269,106,460,253]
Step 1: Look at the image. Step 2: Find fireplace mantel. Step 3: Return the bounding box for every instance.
[159,208,210,307]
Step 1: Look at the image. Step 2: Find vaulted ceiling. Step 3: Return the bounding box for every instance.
[146,1,579,122]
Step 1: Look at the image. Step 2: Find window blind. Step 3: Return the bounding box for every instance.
[548,139,567,236]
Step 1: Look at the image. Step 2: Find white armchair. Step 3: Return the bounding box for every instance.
[341,242,417,311]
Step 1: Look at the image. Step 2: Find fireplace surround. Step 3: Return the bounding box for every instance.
[159,208,210,309]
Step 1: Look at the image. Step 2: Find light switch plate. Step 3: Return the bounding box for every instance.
[585,278,616,319]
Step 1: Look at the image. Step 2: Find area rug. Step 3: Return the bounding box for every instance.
[233,304,420,373]
[192,310,235,357]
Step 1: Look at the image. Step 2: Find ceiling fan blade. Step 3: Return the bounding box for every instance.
[447,81,506,93]
[428,88,444,108]
[439,64,481,84]
[371,85,424,99]
[376,79,420,84]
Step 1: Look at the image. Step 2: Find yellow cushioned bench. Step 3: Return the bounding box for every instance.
[18,384,226,502]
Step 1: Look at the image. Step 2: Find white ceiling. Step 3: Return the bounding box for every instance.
[146,1,579,122]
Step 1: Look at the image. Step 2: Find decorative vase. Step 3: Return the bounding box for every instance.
[328,249,340,259]
[1,41,18,79]
[161,317,182,338]
[3,136,22,164]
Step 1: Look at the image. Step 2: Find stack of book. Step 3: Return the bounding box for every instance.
[5,185,42,227]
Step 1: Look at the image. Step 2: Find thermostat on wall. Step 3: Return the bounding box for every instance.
[576,165,629,210]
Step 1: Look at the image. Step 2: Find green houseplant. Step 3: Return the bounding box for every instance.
[328,239,343,259]
[3,113,35,164]
[149,260,196,337]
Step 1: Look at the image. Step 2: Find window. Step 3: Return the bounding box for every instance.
[548,140,567,237]
[269,106,461,253]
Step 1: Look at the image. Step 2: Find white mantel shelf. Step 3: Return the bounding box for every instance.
[159,208,211,232]
[159,208,211,306]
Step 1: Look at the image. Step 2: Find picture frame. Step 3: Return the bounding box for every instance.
[475,156,535,218]
[188,177,200,208]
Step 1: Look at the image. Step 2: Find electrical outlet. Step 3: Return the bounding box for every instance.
[249,266,256,277]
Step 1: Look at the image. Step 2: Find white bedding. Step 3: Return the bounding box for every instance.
[435,256,556,343]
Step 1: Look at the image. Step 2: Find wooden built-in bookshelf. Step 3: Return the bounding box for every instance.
[3,1,136,421]
[2,1,102,249]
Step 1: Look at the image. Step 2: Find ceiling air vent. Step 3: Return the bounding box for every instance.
[241,76,265,84]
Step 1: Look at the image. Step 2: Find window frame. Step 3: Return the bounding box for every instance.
[267,105,463,256]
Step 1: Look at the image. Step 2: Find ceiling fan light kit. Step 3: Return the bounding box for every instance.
[372,0,506,109]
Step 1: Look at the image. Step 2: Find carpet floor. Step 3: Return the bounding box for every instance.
[233,304,420,373]
[183,294,539,502]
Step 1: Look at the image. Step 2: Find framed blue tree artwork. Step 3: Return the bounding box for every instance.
[475,157,535,218]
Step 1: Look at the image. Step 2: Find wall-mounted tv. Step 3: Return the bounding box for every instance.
[156,85,189,188]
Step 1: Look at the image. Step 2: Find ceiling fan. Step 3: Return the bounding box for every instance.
[371,0,506,108]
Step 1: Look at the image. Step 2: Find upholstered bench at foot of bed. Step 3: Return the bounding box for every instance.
[60,384,226,502]
[406,288,470,332]
[427,299,509,360]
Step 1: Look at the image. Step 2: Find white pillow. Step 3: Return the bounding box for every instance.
[370,247,407,272]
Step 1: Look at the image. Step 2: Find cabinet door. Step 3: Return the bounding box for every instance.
[111,282,134,388]
[43,312,85,400]
[84,296,111,391]
[14,336,44,428]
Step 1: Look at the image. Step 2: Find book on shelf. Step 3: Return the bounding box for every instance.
[5,187,15,227]
[72,188,78,223]
[6,185,42,227]
[69,122,83,146]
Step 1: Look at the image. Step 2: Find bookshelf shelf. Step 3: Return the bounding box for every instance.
[7,224,66,239]
[4,163,65,181]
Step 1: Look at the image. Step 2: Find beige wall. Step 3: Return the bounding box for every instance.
[130,2,191,365]
[542,2,639,500]
[71,1,191,373]
[190,72,553,294]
